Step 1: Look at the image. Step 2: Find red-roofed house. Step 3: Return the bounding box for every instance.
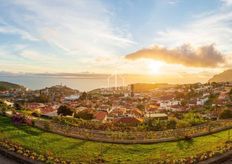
[94,111,108,123]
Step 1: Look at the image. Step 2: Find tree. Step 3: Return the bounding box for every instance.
[14,102,22,110]
[219,109,232,119]
[167,119,177,129]
[74,110,94,120]
[80,92,87,100]
[136,104,145,110]
[182,112,205,126]
[57,105,73,116]
[0,101,8,114]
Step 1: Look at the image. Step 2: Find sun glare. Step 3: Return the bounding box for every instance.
[147,61,163,75]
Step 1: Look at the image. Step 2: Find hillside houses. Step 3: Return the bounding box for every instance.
[2,82,232,125]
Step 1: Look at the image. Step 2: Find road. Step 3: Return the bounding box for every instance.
[0,154,19,164]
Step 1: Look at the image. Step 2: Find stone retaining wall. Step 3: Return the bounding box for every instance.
[33,119,232,144]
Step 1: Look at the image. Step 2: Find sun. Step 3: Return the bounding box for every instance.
[147,61,163,75]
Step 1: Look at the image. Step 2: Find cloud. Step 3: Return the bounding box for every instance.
[221,0,232,5]
[152,2,232,54]
[0,0,137,73]
[125,44,225,67]
[5,0,134,55]
[0,20,38,41]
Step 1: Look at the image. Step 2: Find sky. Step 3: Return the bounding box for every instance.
[0,0,232,83]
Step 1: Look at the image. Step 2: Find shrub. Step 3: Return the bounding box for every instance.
[57,105,73,116]
[220,109,232,119]
[31,109,41,117]
[176,120,191,128]
[11,113,32,125]
[74,111,94,120]
[14,102,23,110]
[0,101,9,115]
[144,119,166,131]
[182,113,206,126]
[11,114,25,125]
[167,119,177,129]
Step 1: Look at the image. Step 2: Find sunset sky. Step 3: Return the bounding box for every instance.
[0,0,232,83]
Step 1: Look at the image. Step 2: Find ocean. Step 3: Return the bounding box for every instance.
[0,74,132,91]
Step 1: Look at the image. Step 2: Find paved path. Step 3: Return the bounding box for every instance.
[222,157,232,164]
[0,154,19,164]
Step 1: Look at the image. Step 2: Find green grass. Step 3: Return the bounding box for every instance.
[0,115,231,163]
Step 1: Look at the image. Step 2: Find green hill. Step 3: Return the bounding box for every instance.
[0,81,25,91]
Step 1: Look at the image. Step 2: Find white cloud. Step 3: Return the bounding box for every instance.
[221,0,232,5]
[7,0,134,57]
[153,4,232,55]
[0,20,38,41]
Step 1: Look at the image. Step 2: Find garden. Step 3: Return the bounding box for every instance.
[1,101,232,163]
[1,101,232,144]
[1,115,232,163]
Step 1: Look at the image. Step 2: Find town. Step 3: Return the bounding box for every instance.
[1,81,232,131]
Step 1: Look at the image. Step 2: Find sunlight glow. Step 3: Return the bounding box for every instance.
[147,61,163,75]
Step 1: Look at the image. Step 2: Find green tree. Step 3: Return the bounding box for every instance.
[74,111,94,120]
[167,119,177,129]
[182,112,205,126]
[220,109,232,119]
[136,104,145,110]
[14,102,22,110]
[57,105,73,116]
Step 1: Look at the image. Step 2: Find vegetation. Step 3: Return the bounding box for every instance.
[79,91,88,100]
[136,104,145,110]
[74,110,94,120]
[182,112,206,126]
[1,115,232,163]
[14,102,23,110]
[31,109,41,117]
[230,89,232,101]
[220,109,232,119]
[0,81,24,91]
[57,105,73,116]
[0,101,10,114]
[205,93,219,108]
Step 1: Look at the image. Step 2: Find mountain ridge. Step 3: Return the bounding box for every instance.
[208,69,232,83]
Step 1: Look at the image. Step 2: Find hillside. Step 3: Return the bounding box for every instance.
[209,69,232,83]
[37,85,79,95]
[132,83,171,92]
[0,81,25,91]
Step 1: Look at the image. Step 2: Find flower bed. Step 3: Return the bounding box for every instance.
[11,113,33,126]
[155,142,232,164]
[0,139,70,164]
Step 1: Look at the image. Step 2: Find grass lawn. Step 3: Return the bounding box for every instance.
[0,115,231,163]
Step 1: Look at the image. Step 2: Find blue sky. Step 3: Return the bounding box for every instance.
[0,0,231,77]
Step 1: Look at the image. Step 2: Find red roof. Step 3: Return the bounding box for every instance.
[94,111,108,121]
